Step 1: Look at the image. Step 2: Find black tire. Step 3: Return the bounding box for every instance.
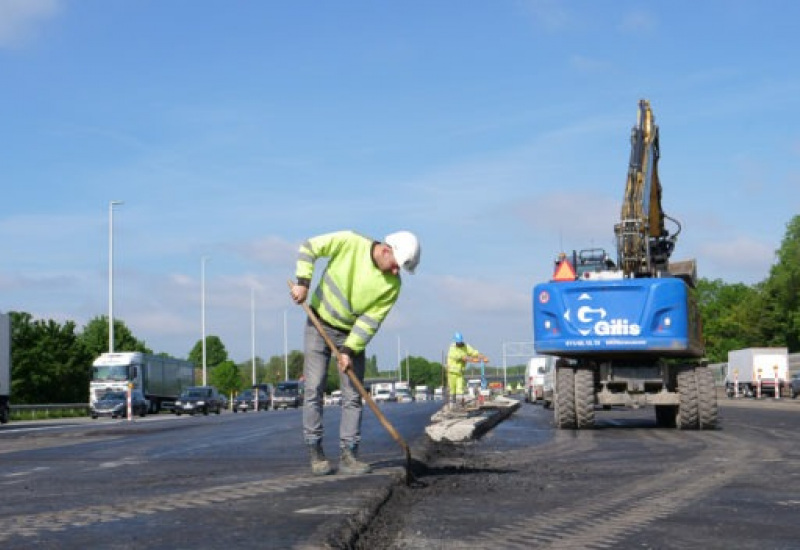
[202,407,209,416]
[555,363,576,429]
[696,366,718,430]
[574,365,595,429]
[676,366,699,430]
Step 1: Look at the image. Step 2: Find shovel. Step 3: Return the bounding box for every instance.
[287,280,419,484]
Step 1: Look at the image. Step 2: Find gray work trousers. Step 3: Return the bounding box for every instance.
[302,316,365,448]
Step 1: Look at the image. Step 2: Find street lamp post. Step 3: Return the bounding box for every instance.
[108,200,123,353]
[251,288,256,386]
[283,310,288,381]
[201,256,210,386]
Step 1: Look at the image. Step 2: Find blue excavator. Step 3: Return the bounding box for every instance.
[533,100,718,429]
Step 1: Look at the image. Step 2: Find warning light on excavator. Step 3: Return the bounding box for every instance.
[552,258,577,282]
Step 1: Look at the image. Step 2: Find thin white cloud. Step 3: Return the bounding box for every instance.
[618,10,657,35]
[518,0,580,32]
[434,275,530,314]
[512,191,620,247]
[569,54,614,74]
[0,0,60,49]
[695,236,776,284]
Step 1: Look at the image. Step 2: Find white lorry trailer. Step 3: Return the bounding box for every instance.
[726,347,789,398]
[0,312,10,424]
[90,352,195,413]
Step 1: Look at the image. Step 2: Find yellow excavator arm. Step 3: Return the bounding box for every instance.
[614,99,680,278]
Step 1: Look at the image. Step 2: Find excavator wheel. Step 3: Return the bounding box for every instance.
[696,366,719,430]
[574,365,595,429]
[675,366,699,430]
[554,363,576,429]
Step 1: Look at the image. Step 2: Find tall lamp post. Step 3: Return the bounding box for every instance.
[108,200,124,353]
[283,310,288,381]
[251,288,256,386]
[201,256,210,386]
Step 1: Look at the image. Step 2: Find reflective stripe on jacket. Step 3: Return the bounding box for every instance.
[296,230,401,354]
[447,343,481,374]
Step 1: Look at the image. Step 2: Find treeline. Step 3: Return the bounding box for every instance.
[6,215,799,404]
[5,311,454,404]
[696,215,800,362]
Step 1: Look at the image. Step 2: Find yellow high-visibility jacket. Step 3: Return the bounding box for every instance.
[447,343,482,374]
[296,230,401,355]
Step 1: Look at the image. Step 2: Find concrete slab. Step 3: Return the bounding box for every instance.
[425,396,521,442]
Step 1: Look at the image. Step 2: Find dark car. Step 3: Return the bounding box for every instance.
[91,390,148,419]
[790,373,800,399]
[173,386,223,416]
[272,380,303,409]
[232,389,270,413]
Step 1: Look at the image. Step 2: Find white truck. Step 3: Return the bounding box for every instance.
[371,382,394,403]
[415,385,431,401]
[90,352,196,413]
[0,312,10,424]
[395,381,413,403]
[525,356,549,403]
[726,347,789,398]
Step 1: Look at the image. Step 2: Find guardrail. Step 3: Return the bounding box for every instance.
[10,403,89,419]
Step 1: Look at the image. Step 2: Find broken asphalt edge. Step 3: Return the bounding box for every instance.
[314,397,522,548]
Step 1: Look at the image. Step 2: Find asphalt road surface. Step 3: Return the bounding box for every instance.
[0,401,440,550]
[2,398,799,549]
[357,398,800,550]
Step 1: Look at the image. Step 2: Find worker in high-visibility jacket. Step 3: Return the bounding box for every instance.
[446,332,488,407]
[290,230,421,476]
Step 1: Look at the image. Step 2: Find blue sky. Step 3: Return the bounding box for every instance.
[1,1,798,371]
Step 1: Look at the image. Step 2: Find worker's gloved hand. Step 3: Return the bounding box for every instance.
[337,352,353,373]
[290,284,308,304]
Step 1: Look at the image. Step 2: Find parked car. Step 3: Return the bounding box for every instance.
[273,380,303,409]
[233,389,270,412]
[173,386,223,416]
[790,373,800,399]
[91,389,148,419]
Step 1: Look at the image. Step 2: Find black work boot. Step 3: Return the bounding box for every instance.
[339,445,372,475]
[307,442,333,476]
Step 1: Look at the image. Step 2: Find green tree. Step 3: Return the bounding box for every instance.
[209,360,242,398]
[236,356,267,389]
[10,312,94,404]
[188,335,229,369]
[365,354,379,378]
[696,278,762,362]
[760,215,800,352]
[79,315,151,359]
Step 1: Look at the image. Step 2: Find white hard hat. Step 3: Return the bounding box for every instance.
[385,231,420,274]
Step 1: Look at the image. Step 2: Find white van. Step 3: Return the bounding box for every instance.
[526,356,548,403]
[541,357,557,409]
